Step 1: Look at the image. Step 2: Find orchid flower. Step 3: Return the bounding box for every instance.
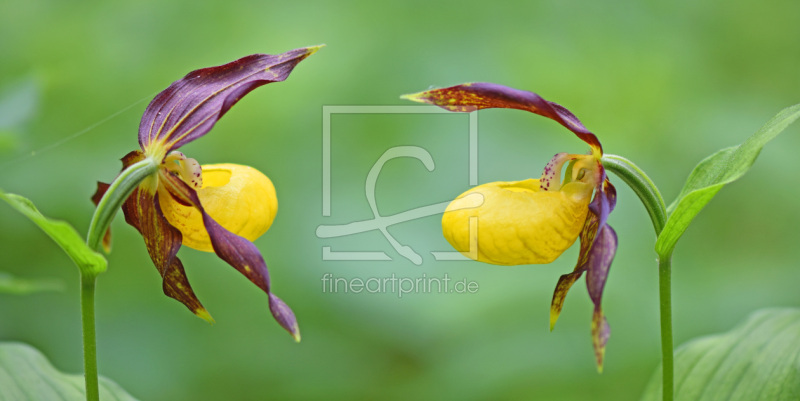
[91,46,321,341]
[403,83,618,370]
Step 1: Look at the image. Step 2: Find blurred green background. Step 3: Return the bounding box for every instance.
[1,0,799,399]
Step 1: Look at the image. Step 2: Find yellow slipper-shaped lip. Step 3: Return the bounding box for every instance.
[159,163,278,252]
[442,178,592,265]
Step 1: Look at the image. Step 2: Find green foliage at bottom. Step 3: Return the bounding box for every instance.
[641,308,800,401]
[0,342,138,401]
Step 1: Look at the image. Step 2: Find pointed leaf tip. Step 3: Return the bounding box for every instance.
[657,103,800,257]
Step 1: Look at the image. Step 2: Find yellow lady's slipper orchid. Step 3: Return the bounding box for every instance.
[404,82,618,371]
[92,46,321,341]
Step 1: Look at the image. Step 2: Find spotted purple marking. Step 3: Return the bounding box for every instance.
[540,153,572,191]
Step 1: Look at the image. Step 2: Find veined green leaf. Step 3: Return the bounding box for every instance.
[0,342,138,401]
[0,189,107,277]
[641,308,800,401]
[656,104,800,256]
[0,271,62,294]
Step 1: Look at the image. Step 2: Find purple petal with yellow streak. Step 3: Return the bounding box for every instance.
[402,83,602,155]
[159,169,300,341]
[550,270,583,331]
[139,46,322,155]
[549,171,618,371]
[586,224,617,371]
[113,150,213,323]
[549,211,597,329]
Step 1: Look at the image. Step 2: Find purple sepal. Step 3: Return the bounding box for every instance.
[269,293,301,342]
[139,46,320,154]
[585,224,617,370]
[405,82,603,153]
[159,171,300,339]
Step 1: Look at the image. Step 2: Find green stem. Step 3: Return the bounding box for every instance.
[87,157,158,251]
[601,154,667,235]
[82,156,157,400]
[601,154,673,401]
[658,254,674,401]
[80,274,99,401]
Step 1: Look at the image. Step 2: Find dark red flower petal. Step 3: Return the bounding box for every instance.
[91,181,112,253]
[138,46,321,155]
[113,150,212,322]
[159,170,300,341]
[403,82,602,154]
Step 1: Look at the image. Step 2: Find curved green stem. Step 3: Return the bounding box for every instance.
[87,157,157,252]
[601,154,667,235]
[82,157,157,400]
[602,154,673,401]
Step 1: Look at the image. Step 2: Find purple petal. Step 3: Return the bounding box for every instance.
[549,171,618,370]
[585,225,618,307]
[116,166,212,321]
[269,293,301,342]
[584,224,617,370]
[107,150,212,322]
[159,170,300,340]
[588,171,617,233]
[403,82,603,154]
[139,46,321,154]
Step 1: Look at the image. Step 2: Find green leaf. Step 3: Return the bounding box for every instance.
[0,271,62,294]
[641,308,800,401]
[0,342,138,401]
[656,104,800,256]
[0,189,107,277]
